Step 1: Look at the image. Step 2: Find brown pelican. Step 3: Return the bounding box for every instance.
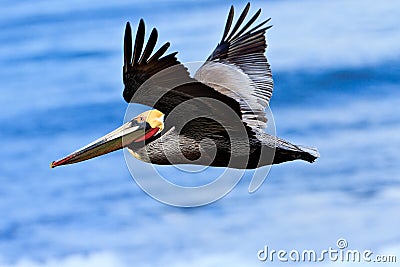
[51,3,319,170]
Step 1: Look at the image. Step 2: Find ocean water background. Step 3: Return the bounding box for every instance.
[1,0,399,266]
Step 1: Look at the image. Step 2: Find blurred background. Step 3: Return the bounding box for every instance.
[1,0,399,266]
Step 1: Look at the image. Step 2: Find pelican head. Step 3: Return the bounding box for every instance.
[50,109,164,168]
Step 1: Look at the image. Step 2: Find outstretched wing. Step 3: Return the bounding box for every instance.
[194,2,273,131]
[122,19,182,103]
[122,20,248,137]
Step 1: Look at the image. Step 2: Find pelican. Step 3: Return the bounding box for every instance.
[51,3,319,170]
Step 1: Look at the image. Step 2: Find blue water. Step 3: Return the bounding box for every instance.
[1,0,400,266]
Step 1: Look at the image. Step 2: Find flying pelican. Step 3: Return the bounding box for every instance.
[51,3,319,170]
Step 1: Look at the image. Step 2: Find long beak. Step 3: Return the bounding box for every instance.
[51,120,153,168]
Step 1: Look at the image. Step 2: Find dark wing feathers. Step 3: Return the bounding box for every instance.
[230,8,261,41]
[208,4,272,60]
[122,19,243,117]
[226,2,250,41]
[139,28,158,64]
[196,3,273,131]
[147,42,170,63]
[132,19,145,64]
[221,6,234,42]
[123,22,132,71]
[123,20,181,103]
[244,18,271,35]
